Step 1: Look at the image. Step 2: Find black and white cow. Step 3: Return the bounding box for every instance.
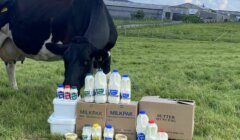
[0,0,118,90]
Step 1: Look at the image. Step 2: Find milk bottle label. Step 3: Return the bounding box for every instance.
[95,89,105,95]
[104,137,113,140]
[82,135,91,140]
[92,136,101,140]
[84,91,93,97]
[109,89,119,97]
[137,133,145,140]
[122,93,130,99]
[57,91,64,99]
[70,92,78,100]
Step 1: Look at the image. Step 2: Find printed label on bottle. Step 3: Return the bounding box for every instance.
[122,93,130,99]
[84,91,93,97]
[109,89,119,97]
[95,88,105,95]
[82,135,91,140]
[57,91,64,99]
[137,133,145,140]
[64,92,71,99]
[92,136,101,140]
[104,137,113,140]
[71,92,78,100]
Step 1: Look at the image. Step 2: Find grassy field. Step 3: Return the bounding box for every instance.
[0,23,240,139]
[114,19,163,26]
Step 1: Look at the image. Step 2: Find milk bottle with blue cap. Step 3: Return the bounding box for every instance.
[120,74,131,104]
[108,69,121,104]
[84,73,95,102]
[104,124,114,140]
[94,70,107,103]
[136,110,149,140]
[56,84,64,99]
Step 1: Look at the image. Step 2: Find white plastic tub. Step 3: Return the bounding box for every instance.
[53,98,79,119]
[48,113,76,135]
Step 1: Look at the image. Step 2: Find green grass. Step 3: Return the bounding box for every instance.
[1,23,240,139]
[114,19,163,26]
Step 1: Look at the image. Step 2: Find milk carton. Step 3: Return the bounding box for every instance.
[56,84,64,99]
[108,69,121,104]
[92,123,102,140]
[104,124,114,140]
[157,129,168,140]
[136,110,149,140]
[145,120,158,140]
[120,74,131,104]
[94,70,107,103]
[82,124,92,140]
[84,74,95,102]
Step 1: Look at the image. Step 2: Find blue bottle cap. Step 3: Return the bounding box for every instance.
[139,110,146,114]
[106,124,112,129]
[112,69,119,73]
[122,74,129,78]
[58,84,64,88]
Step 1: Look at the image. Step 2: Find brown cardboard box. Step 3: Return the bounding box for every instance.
[76,101,107,135]
[106,102,138,140]
[140,96,195,140]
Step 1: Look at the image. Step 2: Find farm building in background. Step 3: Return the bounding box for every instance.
[104,0,172,20]
[104,0,240,23]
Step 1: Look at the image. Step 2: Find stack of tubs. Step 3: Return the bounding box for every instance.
[48,98,79,134]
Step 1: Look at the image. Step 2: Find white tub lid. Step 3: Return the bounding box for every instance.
[53,98,79,105]
[48,114,76,125]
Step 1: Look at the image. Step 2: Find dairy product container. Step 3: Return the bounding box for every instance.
[92,123,102,140]
[94,70,107,103]
[157,129,168,140]
[70,86,79,100]
[104,124,114,140]
[56,84,64,99]
[53,97,79,119]
[145,120,158,140]
[82,124,92,140]
[120,74,131,104]
[115,134,128,140]
[136,110,149,140]
[84,74,95,102]
[48,113,76,135]
[108,69,121,104]
[64,85,71,100]
[65,133,78,140]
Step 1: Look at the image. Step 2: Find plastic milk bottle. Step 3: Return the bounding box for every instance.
[64,85,71,100]
[92,123,102,140]
[70,86,78,100]
[84,73,95,102]
[136,110,149,140]
[82,124,92,140]
[108,69,121,104]
[145,120,158,140]
[94,70,107,103]
[157,129,168,140]
[104,124,114,140]
[120,74,131,104]
[56,84,64,99]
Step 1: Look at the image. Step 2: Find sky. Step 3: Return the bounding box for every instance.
[130,0,240,11]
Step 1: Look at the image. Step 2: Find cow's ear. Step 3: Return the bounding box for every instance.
[46,43,68,56]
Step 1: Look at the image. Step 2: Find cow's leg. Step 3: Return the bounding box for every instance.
[5,61,18,90]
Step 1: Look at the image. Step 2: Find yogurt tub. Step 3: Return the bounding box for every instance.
[115,134,128,140]
[65,133,78,140]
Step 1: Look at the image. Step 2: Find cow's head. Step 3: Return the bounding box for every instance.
[46,37,111,90]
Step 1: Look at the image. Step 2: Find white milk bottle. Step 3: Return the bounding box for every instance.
[108,69,121,104]
[84,73,95,102]
[104,124,114,140]
[92,123,102,140]
[94,70,107,103]
[56,84,64,99]
[82,124,92,140]
[136,110,149,140]
[120,74,131,104]
[145,120,158,140]
[157,129,168,140]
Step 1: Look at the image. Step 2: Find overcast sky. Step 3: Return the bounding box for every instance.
[130,0,240,11]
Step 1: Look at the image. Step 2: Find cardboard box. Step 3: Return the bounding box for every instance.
[140,96,195,140]
[106,102,138,140]
[76,101,107,135]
